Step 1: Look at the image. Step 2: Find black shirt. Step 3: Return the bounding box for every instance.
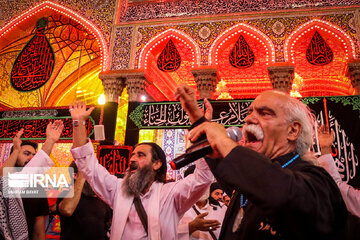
[57,193,112,240]
[21,189,49,240]
[206,147,347,240]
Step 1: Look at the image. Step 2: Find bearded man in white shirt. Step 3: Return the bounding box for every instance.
[69,101,214,240]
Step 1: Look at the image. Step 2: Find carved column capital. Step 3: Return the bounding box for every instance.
[348,59,360,94]
[191,67,219,99]
[267,63,295,94]
[123,70,147,102]
[99,71,126,102]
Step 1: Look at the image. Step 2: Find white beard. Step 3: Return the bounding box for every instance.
[243,124,264,141]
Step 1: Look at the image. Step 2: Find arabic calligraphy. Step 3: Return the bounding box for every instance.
[212,102,251,126]
[2,109,58,119]
[143,103,193,127]
[0,118,93,141]
[10,17,55,92]
[98,147,132,174]
[306,31,333,66]
[157,39,181,72]
[229,35,255,69]
[315,110,358,183]
[139,101,252,128]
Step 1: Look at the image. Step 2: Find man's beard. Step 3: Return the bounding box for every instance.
[122,162,155,197]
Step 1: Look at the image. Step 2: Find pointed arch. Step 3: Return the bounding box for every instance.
[285,19,356,96]
[0,1,109,71]
[285,19,356,63]
[138,29,200,69]
[209,23,275,65]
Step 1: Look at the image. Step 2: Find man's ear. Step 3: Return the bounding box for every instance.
[153,160,162,171]
[287,121,302,141]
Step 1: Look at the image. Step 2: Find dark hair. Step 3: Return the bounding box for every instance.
[210,182,223,194]
[68,161,78,183]
[10,140,38,154]
[136,142,167,183]
[69,161,78,174]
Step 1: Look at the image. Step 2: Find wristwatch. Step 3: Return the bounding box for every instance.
[73,120,86,127]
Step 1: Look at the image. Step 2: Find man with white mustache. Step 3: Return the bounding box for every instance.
[68,101,213,240]
[175,85,347,240]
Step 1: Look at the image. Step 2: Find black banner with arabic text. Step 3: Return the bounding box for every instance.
[129,96,360,188]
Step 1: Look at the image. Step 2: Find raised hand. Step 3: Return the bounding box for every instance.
[318,124,334,155]
[175,84,203,124]
[46,120,64,143]
[69,101,94,122]
[42,120,64,156]
[203,98,213,121]
[13,128,24,152]
[70,101,94,148]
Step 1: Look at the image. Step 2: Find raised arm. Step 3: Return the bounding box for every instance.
[58,171,86,216]
[175,84,203,124]
[317,124,360,217]
[69,101,94,148]
[0,129,23,175]
[42,120,64,156]
[69,101,118,207]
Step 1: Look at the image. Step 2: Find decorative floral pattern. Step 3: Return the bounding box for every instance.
[122,0,360,22]
[0,0,116,49]
[128,13,357,67]
[111,26,134,70]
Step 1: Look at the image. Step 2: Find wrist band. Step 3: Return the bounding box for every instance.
[73,120,86,127]
[189,116,208,130]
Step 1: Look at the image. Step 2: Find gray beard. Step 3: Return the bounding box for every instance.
[122,163,154,197]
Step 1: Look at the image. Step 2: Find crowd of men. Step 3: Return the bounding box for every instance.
[1,84,360,240]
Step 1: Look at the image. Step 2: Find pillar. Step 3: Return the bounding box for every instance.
[191,67,219,99]
[267,63,295,94]
[348,59,360,94]
[98,71,126,145]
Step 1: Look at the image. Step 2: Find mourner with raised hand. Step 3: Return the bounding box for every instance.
[317,124,360,218]
[68,101,214,240]
[175,84,347,240]
[0,121,64,240]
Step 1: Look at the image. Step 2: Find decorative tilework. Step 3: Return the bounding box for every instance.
[0,0,116,50]
[122,0,360,22]
[111,26,134,70]
[162,129,187,181]
[126,13,358,67]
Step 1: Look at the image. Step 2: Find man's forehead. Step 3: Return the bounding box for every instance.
[250,91,286,108]
[134,144,152,153]
[21,145,36,153]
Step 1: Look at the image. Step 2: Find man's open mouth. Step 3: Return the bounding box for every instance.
[246,131,258,143]
[243,124,264,144]
[129,162,138,173]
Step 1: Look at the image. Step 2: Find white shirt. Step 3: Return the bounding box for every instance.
[71,140,214,240]
[178,200,227,240]
[318,153,360,217]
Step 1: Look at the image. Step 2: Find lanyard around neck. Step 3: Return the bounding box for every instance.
[240,154,300,208]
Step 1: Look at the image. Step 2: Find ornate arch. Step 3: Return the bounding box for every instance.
[284,19,356,96]
[0,1,109,71]
[209,23,275,65]
[285,19,355,63]
[138,29,200,70]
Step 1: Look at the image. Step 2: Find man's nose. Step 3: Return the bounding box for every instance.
[244,112,256,124]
